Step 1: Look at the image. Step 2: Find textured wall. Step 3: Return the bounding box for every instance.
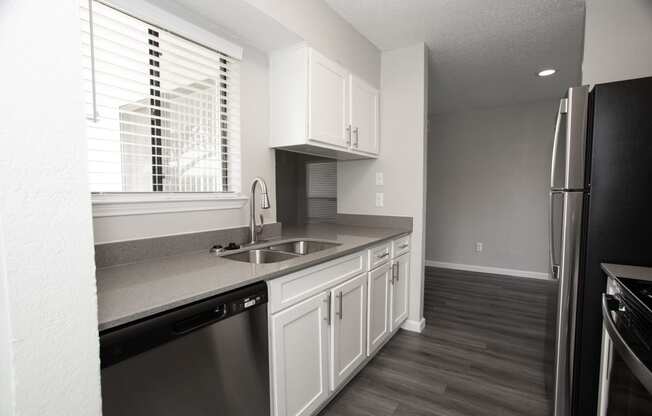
[426,100,558,275]
[0,0,102,414]
[583,0,652,85]
[338,44,429,329]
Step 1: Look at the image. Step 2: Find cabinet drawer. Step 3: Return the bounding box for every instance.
[392,235,411,258]
[368,242,391,270]
[269,251,368,313]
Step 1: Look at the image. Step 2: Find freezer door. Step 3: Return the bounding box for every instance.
[553,191,584,416]
[550,86,589,191]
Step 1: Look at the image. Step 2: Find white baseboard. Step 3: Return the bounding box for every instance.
[401,318,426,333]
[425,260,551,280]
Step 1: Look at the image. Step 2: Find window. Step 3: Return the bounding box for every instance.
[80,0,241,199]
[306,162,336,223]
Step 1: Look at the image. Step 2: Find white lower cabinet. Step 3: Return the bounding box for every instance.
[269,235,411,416]
[367,263,391,355]
[330,273,367,390]
[270,292,330,416]
[390,253,410,332]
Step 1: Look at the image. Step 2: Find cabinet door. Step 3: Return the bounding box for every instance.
[390,253,410,332]
[307,48,349,149]
[349,75,379,155]
[367,263,390,356]
[271,292,330,416]
[330,273,367,390]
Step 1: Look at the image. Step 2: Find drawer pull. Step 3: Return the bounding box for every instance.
[325,293,332,325]
[376,252,389,259]
[398,243,409,249]
[336,292,343,320]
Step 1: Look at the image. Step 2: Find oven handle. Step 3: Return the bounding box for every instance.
[602,294,652,395]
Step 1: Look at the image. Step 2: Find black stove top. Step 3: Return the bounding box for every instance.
[619,278,652,323]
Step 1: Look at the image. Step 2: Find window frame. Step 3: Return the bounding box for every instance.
[83,0,245,217]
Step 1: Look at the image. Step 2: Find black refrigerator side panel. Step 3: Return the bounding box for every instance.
[572,77,652,416]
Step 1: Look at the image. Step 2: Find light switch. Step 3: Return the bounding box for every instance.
[375,172,384,186]
[375,192,384,207]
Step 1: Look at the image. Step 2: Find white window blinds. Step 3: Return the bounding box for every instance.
[306,162,336,223]
[80,0,241,194]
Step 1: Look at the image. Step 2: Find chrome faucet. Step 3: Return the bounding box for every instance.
[249,177,271,245]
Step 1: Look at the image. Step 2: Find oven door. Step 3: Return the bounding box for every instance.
[597,294,652,416]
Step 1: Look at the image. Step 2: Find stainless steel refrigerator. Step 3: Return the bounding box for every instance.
[550,77,652,416]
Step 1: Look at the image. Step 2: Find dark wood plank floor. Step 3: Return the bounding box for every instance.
[319,267,558,416]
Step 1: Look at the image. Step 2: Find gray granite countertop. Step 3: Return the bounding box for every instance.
[96,223,410,331]
[601,263,652,283]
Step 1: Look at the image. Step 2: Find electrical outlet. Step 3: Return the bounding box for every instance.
[375,172,384,186]
[375,192,384,207]
[475,242,483,253]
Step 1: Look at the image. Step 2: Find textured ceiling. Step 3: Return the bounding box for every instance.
[324,0,585,114]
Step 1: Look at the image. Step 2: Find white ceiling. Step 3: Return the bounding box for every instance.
[148,0,301,52]
[324,0,585,114]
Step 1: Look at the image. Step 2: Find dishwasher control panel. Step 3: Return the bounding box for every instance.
[231,292,267,313]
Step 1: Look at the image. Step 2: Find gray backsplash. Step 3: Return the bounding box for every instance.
[335,214,413,231]
[95,223,282,268]
[275,150,336,226]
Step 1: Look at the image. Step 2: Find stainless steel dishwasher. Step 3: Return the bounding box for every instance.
[100,282,269,416]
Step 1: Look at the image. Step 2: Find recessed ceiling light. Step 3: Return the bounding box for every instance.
[538,68,557,77]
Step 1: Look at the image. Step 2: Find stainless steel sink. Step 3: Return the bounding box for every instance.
[221,249,299,264]
[266,240,340,255]
[219,239,341,264]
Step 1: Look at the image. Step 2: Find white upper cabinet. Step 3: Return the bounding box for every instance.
[349,74,380,155]
[270,44,380,160]
[308,49,349,149]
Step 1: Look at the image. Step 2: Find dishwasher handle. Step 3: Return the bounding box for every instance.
[100,281,267,369]
[172,304,228,335]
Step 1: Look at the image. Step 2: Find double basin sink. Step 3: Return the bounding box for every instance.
[219,239,341,264]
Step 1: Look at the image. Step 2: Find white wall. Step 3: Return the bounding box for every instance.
[244,0,381,87]
[583,0,652,85]
[94,0,381,244]
[0,215,13,416]
[93,45,276,244]
[0,0,102,414]
[338,43,429,330]
[426,100,558,277]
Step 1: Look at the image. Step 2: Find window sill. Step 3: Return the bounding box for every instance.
[91,193,249,217]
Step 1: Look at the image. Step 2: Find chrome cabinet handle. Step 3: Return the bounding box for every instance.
[325,293,332,325]
[353,127,359,147]
[336,292,343,320]
[398,243,409,249]
[395,261,400,282]
[376,252,389,259]
[391,262,398,283]
[346,125,352,145]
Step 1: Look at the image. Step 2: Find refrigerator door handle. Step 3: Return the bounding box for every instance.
[549,190,563,279]
[550,98,568,190]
